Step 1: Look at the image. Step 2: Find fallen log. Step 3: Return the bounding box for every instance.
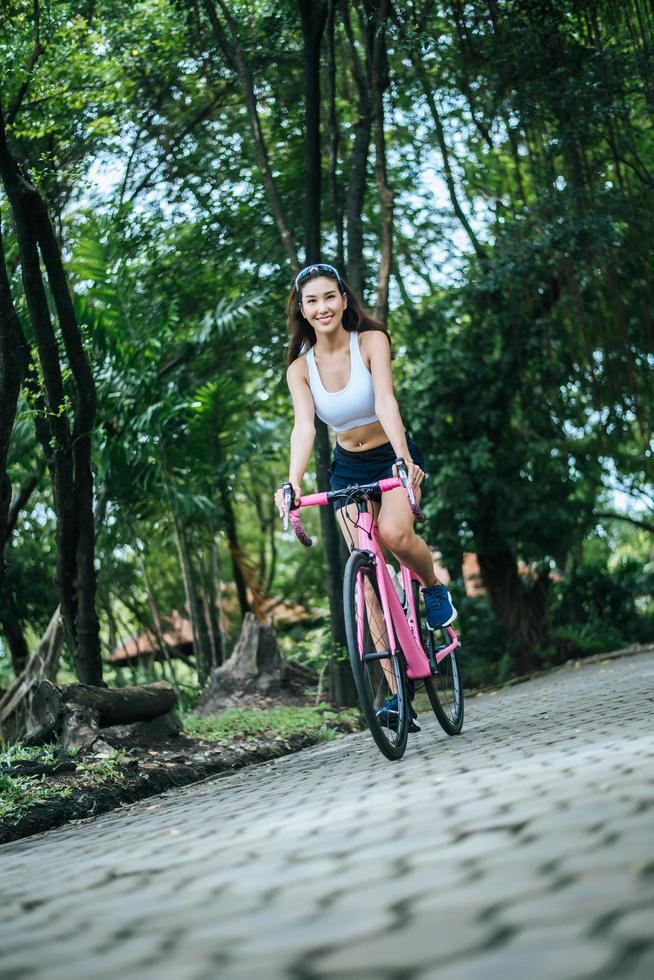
[33,680,178,751]
[34,680,177,728]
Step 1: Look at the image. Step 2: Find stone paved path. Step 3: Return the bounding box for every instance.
[1,652,653,980]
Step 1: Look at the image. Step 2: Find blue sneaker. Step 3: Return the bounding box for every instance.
[376,693,398,728]
[422,583,457,629]
[375,694,421,733]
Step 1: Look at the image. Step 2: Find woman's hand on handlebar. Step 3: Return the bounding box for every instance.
[394,458,424,490]
[274,481,301,519]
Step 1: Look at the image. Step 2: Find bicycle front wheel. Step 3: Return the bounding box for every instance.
[412,581,464,735]
[344,551,409,760]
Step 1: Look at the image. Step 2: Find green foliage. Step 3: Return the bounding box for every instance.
[183,703,361,744]
[447,587,508,689]
[550,551,654,658]
[277,623,332,672]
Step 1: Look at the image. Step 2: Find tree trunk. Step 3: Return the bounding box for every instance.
[176,520,212,684]
[32,186,100,683]
[298,1,352,702]
[196,612,283,711]
[218,479,250,618]
[160,451,214,684]
[342,0,374,294]
[474,537,550,673]
[194,546,220,673]
[315,418,352,705]
[415,59,487,264]
[6,200,77,656]
[326,0,345,270]
[130,529,182,696]
[105,598,118,657]
[0,101,101,685]
[210,537,228,664]
[0,595,29,675]
[199,580,219,673]
[3,471,41,547]
[298,0,328,262]
[0,212,30,583]
[34,679,177,729]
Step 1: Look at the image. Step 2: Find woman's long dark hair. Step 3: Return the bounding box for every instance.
[286,268,393,365]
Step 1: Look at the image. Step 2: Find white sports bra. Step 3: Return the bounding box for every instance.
[306,330,379,432]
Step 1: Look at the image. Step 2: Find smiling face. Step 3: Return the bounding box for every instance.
[299,275,348,335]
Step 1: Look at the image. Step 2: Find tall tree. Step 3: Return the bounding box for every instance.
[202,0,300,272]
[298,0,353,699]
[0,215,29,584]
[0,102,102,685]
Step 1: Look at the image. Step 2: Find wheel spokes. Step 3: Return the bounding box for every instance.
[356,566,403,743]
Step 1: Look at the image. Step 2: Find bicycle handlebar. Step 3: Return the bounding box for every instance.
[281,458,425,548]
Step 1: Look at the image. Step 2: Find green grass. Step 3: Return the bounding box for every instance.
[0,743,134,825]
[184,703,361,745]
[75,750,134,786]
[0,772,74,823]
[1,743,61,767]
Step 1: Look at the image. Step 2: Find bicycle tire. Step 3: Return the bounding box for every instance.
[412,581,464,735]
[343,550,409,760]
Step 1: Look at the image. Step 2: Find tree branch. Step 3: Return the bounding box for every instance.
[6,0,44,127]
[126,95,223,204]
[415,59,487,264]
[202,0,300,272]
[4,471,41,546]
[595,511,654,535]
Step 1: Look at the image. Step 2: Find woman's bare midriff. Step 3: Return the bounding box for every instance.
[336,419,390,452]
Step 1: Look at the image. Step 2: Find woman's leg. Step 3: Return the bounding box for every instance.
[336,501,395,692]
[376,486,439,587]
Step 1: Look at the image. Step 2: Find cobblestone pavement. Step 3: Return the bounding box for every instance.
[1,652,653,980]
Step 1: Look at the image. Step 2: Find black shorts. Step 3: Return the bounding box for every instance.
[329,433,425,511]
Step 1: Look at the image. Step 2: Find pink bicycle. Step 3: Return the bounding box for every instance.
[283,461,464,760]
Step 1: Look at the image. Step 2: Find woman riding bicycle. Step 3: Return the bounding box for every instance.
[274,262,456,632]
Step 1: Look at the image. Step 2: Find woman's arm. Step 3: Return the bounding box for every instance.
[365,331,424,489]
[286,358,316,494]
[365,332,411,458]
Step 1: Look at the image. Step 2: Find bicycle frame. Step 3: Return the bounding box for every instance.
[286,476,460,680]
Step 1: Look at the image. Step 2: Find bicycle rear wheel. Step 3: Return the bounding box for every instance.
[343,551,409,760]
[412,581,464,735]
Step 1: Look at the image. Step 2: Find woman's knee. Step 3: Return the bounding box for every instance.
[378,522,415,555]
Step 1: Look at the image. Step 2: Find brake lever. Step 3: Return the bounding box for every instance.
[395,459,416,505]
[282,482,293,531]
[394,458,425,521]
